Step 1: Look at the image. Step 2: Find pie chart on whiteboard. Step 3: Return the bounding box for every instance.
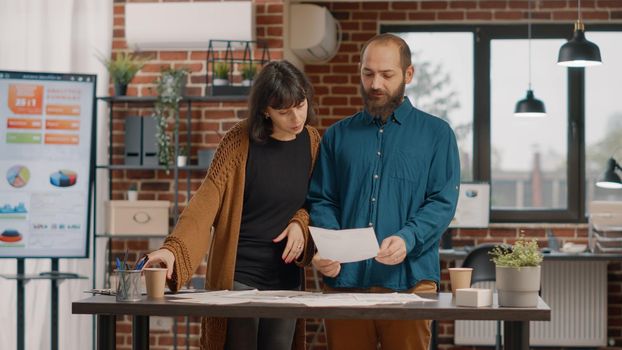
[6,165,31,188]
[50,169,77,187]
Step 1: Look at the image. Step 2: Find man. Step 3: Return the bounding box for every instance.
[307,33,461,350]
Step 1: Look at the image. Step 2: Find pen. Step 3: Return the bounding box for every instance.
[135,255,149,270]
[116,257,123,271]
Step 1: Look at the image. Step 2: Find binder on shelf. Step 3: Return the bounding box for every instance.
[124,116,159,166]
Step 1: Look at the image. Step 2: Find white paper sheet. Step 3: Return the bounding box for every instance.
[309,226,380,263]
[170,290,436,307]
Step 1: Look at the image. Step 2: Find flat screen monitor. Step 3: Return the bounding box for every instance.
[0,70,96,258]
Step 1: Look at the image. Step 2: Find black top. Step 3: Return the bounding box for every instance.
[234,128,311,290]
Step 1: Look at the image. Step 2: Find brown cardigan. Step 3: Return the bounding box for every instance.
[162,120,320,350]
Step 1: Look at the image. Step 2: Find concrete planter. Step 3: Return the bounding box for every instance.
[496,265,541,307]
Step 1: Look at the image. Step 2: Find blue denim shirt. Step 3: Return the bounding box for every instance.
[308,98,460,291]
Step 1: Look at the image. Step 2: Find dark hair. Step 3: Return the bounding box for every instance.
[248,60,316,143]
[360,33,412,73]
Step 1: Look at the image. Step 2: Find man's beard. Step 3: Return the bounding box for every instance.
[360,82,405,121]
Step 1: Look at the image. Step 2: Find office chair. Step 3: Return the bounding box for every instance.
[461,244,501,350]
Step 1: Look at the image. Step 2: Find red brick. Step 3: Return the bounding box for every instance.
[322,97,349,105]
[362,22,377,31]
[613,11,622,18]
[509,0,529,9]
[380,12,408,20]
[421,1,449,10]
[494,11,524,19]
[451,1,477,9]
[332,2,360,11]
[159,51,187,60]
[598,0,622,7]
[352,11,378,20]
[438,11,465,20]
[459,229,489,238]
[392,2,419,10]
[552,10,580,19]
[409,12,436,20]
[340,22,360,31]
[490,228,517,237]
[256,15,282,25]
[541,0,568,8]
[267,4,283,13]
[467,11,493,19]
[362,2,389,10]
[480,1,508,9]
[267,27,282,36]
[581,11,610,19]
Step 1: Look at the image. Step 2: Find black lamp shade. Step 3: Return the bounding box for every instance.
[514,90,546,117]
[596,158,622,189]
[558,26,602,67]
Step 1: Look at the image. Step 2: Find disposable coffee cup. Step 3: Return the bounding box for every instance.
[448,267,473,295]
[116,270,142,302]
[144,268,167,299]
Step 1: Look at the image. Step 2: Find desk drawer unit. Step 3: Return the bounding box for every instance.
[455,260,607,347]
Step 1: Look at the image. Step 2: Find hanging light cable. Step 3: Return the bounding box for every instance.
[557,0,602,67]
[514,0,546,117]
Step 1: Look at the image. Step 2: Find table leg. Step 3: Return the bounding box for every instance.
[97,315,116,350]
[133,315,150,350]
[503,321,529,350]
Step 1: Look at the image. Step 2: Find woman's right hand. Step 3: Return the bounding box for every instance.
[145,249,175,279]
[312,253,341,278]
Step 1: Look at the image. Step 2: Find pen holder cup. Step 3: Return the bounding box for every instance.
[115,270,142,302]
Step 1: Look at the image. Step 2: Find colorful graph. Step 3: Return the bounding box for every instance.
[6,165,30,188]
[0,229,22,243]
[50,169,77,187]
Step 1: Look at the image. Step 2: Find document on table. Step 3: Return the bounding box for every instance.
[309,226,379,263]
[170,290,436,306]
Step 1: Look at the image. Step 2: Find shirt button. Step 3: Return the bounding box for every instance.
[374,174,379,179]
[379,129,384,133]
[377,151,381,156]
[368,222,373,227]
[371,197,376,202]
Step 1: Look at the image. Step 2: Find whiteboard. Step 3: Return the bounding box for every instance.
[449,183,490,228]
[0,70,95,258]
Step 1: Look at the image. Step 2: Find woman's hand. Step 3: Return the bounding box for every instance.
[273,221,305,264]
[312,253,341,278]
[145,249,175,279]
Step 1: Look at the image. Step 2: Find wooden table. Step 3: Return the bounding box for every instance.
[72,292,550,350]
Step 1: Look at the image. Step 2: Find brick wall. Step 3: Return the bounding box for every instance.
[107,0,622,349]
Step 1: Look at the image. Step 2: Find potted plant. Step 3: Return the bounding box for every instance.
[153,67,189,171]
[176,146,188,167]
[127,183,138,201]
[98,51,149,96]
[240,63,257,86]
[212,62,230,86]
[490,236,543,307]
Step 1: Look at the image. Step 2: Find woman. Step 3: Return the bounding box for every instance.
[144,60,320,350]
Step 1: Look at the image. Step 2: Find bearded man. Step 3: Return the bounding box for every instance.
[307,33,461,350]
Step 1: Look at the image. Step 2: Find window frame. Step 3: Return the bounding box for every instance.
[383,23,622,223]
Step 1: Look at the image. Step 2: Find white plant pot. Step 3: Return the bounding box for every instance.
[213,78,229,86]
[496,265,541,307]
[127,190,138,201]
[176,155,187,167]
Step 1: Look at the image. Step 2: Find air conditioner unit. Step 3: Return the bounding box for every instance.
[290,4,341,64]
[125,2,255,51]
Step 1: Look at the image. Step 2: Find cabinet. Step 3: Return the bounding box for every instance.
[93,95,246,287]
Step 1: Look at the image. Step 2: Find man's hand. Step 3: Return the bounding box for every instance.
[312,253,341,277]
[375,236,407,265]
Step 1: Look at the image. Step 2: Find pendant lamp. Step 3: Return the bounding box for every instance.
[596,158,622,189]
[514,0,546,118]
[557,0,602,67]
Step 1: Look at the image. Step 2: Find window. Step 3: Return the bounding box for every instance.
[585,32,622,205]
[400,32,474,181]
[389,24,622,222]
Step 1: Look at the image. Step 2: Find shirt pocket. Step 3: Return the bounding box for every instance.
[389,150,423,185]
